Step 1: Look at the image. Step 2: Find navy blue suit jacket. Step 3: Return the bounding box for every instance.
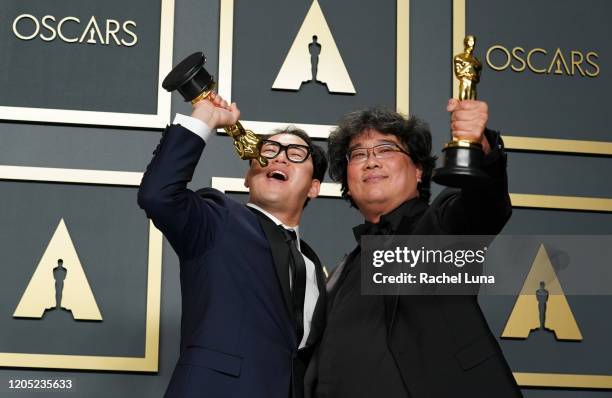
[138,125,327,398]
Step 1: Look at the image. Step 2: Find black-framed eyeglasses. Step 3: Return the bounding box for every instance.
[346,143,410,164]
[260,139,312,163]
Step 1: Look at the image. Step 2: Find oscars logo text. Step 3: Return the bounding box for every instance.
[12,14,138,47]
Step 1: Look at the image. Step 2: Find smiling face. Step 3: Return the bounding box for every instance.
[346,129,422,222]
[245,133,320,219]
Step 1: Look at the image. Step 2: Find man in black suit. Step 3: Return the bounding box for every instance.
[138,94,327,398]
[307,99,522,397]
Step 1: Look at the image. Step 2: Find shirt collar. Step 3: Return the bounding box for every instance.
[381,200,411,230]
[362,197,422,232]
[247,203,301,247]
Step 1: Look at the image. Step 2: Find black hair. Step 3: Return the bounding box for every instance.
[257,126,328,207]
[258,126,327,182]
[327,107,436,206]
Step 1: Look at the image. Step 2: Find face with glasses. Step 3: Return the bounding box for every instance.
[260,139,311,163]
[245,133,321,216]
[346,129,422,221]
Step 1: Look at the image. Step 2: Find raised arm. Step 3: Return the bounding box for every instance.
[137,95,240,261]
[434,99,512,234]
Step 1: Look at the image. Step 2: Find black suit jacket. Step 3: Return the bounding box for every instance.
[138,124,326,398]
[380,195,521,397]
[384,132,520,397]
[308,130,522,398]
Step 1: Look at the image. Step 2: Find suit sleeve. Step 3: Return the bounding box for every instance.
[432,128,512,235]
[137,124,229,262]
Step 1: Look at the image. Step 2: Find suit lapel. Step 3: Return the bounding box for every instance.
[249,208,295,323]
[326,246,359,294]
[300,241,327,348]
[383,199,429,336]
[248,207,328,349]
[394,199,428,235]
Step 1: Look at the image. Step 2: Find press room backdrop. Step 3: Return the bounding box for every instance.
[1,0,611,397]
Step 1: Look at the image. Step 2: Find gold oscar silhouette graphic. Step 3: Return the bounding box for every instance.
[272,0,356,94]
[502,244,582,341]
[13,219,103,321]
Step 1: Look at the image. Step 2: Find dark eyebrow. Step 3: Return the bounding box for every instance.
[264,139,309,148]
[348,139,399,151]
[348,143,362,152]
[377,140,400,145]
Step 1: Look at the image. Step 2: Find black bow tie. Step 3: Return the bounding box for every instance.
[352,219,393,242]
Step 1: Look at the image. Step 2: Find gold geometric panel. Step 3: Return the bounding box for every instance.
[272,0,356,94]
[217,0,409,138]
[0,0,175,129]
[0,165,162,372]
[502,244,582,341]
[452,0,612,155]
[211,177,612,212]
[13,218,103,321]
[211,176,342,197]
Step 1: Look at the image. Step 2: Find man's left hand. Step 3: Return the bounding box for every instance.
[447,99,490,154]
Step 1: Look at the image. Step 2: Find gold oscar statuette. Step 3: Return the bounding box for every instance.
[162,52,268,167]
[432,35,489,188]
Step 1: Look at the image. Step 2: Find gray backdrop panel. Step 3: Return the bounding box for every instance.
[0,0,611,397]
[0,181,148,357]
[0,0,160,114]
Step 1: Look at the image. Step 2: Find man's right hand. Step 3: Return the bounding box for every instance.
[191,93,240,130]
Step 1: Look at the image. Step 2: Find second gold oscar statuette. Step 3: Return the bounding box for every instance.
[432,35,489,188]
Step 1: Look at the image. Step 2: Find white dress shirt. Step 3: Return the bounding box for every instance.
[173,113,213,141]
[245,203,319,349]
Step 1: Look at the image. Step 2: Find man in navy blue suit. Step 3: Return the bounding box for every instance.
[138,93,328,398]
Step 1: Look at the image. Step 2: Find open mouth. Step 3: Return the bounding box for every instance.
[267,170,288,181]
